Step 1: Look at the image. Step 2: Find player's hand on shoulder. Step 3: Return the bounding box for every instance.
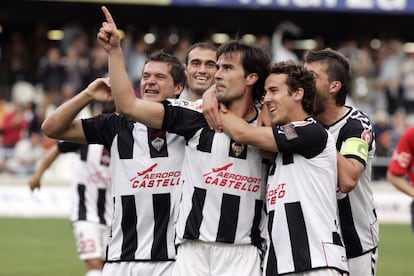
[202,85,222,132]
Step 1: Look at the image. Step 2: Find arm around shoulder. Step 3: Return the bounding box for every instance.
[220,110,277,152]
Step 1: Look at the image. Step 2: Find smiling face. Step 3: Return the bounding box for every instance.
[185,47,217,100]
[140,61,182,102]
[264,73,298,126]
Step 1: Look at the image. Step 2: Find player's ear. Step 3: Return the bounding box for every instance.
[246,73,258,85]
[174,83,184,97]
[329,81,341,92]
[293,88,304,100]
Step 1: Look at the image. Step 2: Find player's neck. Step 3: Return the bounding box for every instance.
[317,105,349,126]
[189,90,202,101]
[227,99,257,122]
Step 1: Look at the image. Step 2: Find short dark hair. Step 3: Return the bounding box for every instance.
[216,40,270,102]
[145,50,186,86]
[304,48,351,106]
[271,61,316,115]
[184,42,217,65]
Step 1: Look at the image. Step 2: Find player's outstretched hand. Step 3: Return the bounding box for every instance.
[97,6,121,54]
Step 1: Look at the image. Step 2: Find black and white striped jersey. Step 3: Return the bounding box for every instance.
[81,113,185,262]
[58,142,112,226]
[265,118,348,275]
[326,106,379,258]
[162,99,268,249]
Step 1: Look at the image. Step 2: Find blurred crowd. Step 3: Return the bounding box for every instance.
[0,21,413,179]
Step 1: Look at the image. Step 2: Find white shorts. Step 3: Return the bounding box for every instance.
[72,221,110,261]
[289,268,346,276]
[172,241,262,276]
[102,261,174,276]
[348,248,378,276]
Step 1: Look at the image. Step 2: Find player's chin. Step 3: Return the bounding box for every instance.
[142,93,161,102]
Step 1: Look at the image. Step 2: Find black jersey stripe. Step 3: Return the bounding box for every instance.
[251,199,265,248]
[216,193,240,243]
[77,183,86,220]
[285,201,311,272]
[266,210,277,276]
[97,188,107,225]
[118,128,134,159]
[120,195,138,260]
[183,187,207,240]
[151,193,171,260]
[197,127,215,153]
[338,194,362,257]
[80,144,88,161]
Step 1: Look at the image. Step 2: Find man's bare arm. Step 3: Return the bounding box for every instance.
[98,6,164,128]
[337,153,365,193]
[220,109,277,152]
[29,144,60,191]
[42,78,112,143]
[387,171,414,197]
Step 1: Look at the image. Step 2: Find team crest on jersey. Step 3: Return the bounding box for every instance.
[361,129,372,144]
[151,137,165,152]
[231,142,245,157]
[282,123,298,140]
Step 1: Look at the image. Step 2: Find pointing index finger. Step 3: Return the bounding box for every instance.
[101,6,116,25]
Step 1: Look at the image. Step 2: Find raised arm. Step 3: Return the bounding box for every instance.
[42,78,112,143]
[220,109,277,152]
[97,6,164,129]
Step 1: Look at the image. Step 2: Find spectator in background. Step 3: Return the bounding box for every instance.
[0,99,7,170]
[123,34,148,96]
[373,110,393,158]
[255,34,272,58]
[173,36,192,63]
[37,46,65,121]
[400,51,414,114]
[371,110,401,180]
[86,42,109,83]
[61,41,89,94]
[376,38,405,115]
[7,130,45,175]
[271,21,301,63]
[0,102,29,161]
[390,111,409,151]
[338,39,376,115]
[3,32,32,87]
